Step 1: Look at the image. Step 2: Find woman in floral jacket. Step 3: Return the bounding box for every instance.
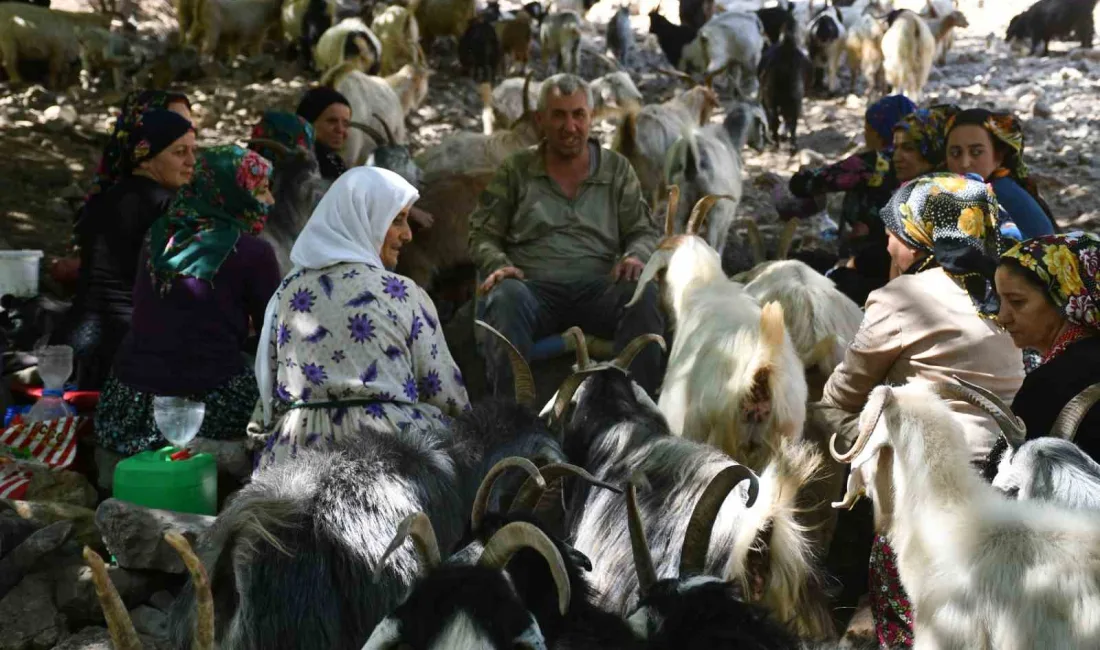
[254,167,469,471]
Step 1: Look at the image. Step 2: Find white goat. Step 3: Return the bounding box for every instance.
[314,16,382,74]
[195,0,282,59]
[371,1,422,76]
[614,84,720,209]
[325,64,410,167]
[628,196,808,471]
[832,381,1100,649]
[843,11,887,96]
[540,11,582,74]
[806,5,847,95]
[679,10,765,98]
[880,9,934,101]
[921,8,967,66]
[742,259,864,377]
[0,4,111,87]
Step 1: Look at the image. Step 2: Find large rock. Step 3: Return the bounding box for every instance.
[3,500,103,552]
[23,470,97,509]
[52,561,159,625]
[95,499,214,574]
[52,626,171,650]
[0,573,66,650]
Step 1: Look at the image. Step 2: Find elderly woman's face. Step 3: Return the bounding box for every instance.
[886,230,923,279]
[381,206,414,269]
[947,125,1004,181]
[892,131,933,182]
[314,103,351,151]
[139,130,197,190]
[995,264,1067,353]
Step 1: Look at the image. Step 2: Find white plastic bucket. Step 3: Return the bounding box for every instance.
[0,250,44,298]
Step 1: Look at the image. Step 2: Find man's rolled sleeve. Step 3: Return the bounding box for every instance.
[469,160,519,277]
[615,161,659,263]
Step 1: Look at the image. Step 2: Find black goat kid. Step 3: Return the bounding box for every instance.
[460,16,503,85]
[648,5,697,67]
[758,8,811,153]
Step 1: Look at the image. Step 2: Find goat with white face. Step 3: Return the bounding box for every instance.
[831,380,1100,649]
[628,196,808,472]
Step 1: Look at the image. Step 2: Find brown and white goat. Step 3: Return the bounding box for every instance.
[628,194,808,472]
[922,6,968,66]
[881,9,935,101]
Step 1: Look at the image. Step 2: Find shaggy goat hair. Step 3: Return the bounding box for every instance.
[549,333,834,639]
[1006,0,1097,56]
[248,135,327,274]
[831,380,1100,647]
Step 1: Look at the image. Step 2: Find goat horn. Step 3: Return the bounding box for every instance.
[510,462,622,513]
[626,474,658,596]
[480,521,572,616]
[562,326,591,369]
[164,531,214,650]
[686,194,736,236]
[664,185,680,237]
[246,138,291,157]
[830,387,893,463]
[374,512,441,581]
[471,456,546,532]
[679,464,759,576]
[416,42,427,66]
[1051,382,1100,441]
[929,378,1027,447]
[548,367,608,426]
[349,120,386,145]
[521,73,534,117]
[612,333,666,371]
[776,218,799,260]
[656,67,696,84]
[83,546,142,650]
[373,113,397,145]
[744,221,766,267]
[625,247,672,309]
[475,320,536,406]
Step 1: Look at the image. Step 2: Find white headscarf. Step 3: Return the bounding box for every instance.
[255,167,419,425]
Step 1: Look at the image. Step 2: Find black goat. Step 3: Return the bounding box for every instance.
[459,15,503,84]
[607,6,633,64]
[679,0,714,32]
[756,6,791,45]
[648,5,697,67]
[523,1,547,26]
[349,116,421,187]
[758,8,811,153]
[1006,0,1098,56]
[300,0,333,71]
[248,135,327,274]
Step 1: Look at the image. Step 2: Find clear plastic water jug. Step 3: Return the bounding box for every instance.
[26,345,74,423]
[153,396,205,449]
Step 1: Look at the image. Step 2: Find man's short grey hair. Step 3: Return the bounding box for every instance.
[537,74,594,112]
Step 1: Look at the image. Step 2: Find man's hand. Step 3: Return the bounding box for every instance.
[479,266,525,295]
[611,256,645,283]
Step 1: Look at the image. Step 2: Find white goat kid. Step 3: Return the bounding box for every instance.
[880,9,935,101]
[832,381,1100,649]
[629,195,807,471]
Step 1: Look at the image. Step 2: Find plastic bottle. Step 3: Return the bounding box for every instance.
[25,345,75,423]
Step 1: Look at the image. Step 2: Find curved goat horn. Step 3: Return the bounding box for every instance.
[611,333,666,371]
[679,464,759,576]
[471,457,545,532]
[744,221,766,266]
[510,462,622,513]
[374,512,441,581]
[776,218,799,260]
[84,546,142,650]
[656,66,696,84]
[475,320,536,406]
[563,326,590,369]
[373,113,397,145]
[664,184,680,237]
[349,120,385,145]
[930,378,1027,447]
[246,138,291,158]
[686,194,736,236]
[627,473,659,596]
[164,531,214,650]
[547,367,607,426]
[830,387,893,463]
[480,521,572,615]
[1051,383,1100,441]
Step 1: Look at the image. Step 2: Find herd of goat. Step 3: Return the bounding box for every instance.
[66,194,1100,649]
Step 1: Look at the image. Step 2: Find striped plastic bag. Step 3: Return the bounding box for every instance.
[0,416,86,470]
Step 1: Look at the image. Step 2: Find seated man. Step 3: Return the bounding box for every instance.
[469,73,665,398]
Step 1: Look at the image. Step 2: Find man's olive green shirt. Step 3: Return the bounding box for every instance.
[468,140,659,282]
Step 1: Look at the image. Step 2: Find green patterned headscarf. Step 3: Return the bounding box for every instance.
[893,104,960,168]
[248,111,315,164]
[1002,233,1100,329]
[148,145,273,291]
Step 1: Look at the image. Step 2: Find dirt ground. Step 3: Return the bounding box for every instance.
[2,0,1099,270]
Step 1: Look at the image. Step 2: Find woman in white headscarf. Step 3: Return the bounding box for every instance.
[254,167,470,471]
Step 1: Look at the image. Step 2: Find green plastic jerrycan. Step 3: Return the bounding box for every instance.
[112,446,217,515]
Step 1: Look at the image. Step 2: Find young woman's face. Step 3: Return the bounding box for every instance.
[314,103,351,151]
[886,229,923,278]
[892,130,934,182]
[995,264,1067,353]
[381,206,414,269]
[947,125,1005,180]
[138,131,197,189]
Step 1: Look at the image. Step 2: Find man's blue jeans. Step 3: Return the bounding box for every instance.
[480,277,666,398]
